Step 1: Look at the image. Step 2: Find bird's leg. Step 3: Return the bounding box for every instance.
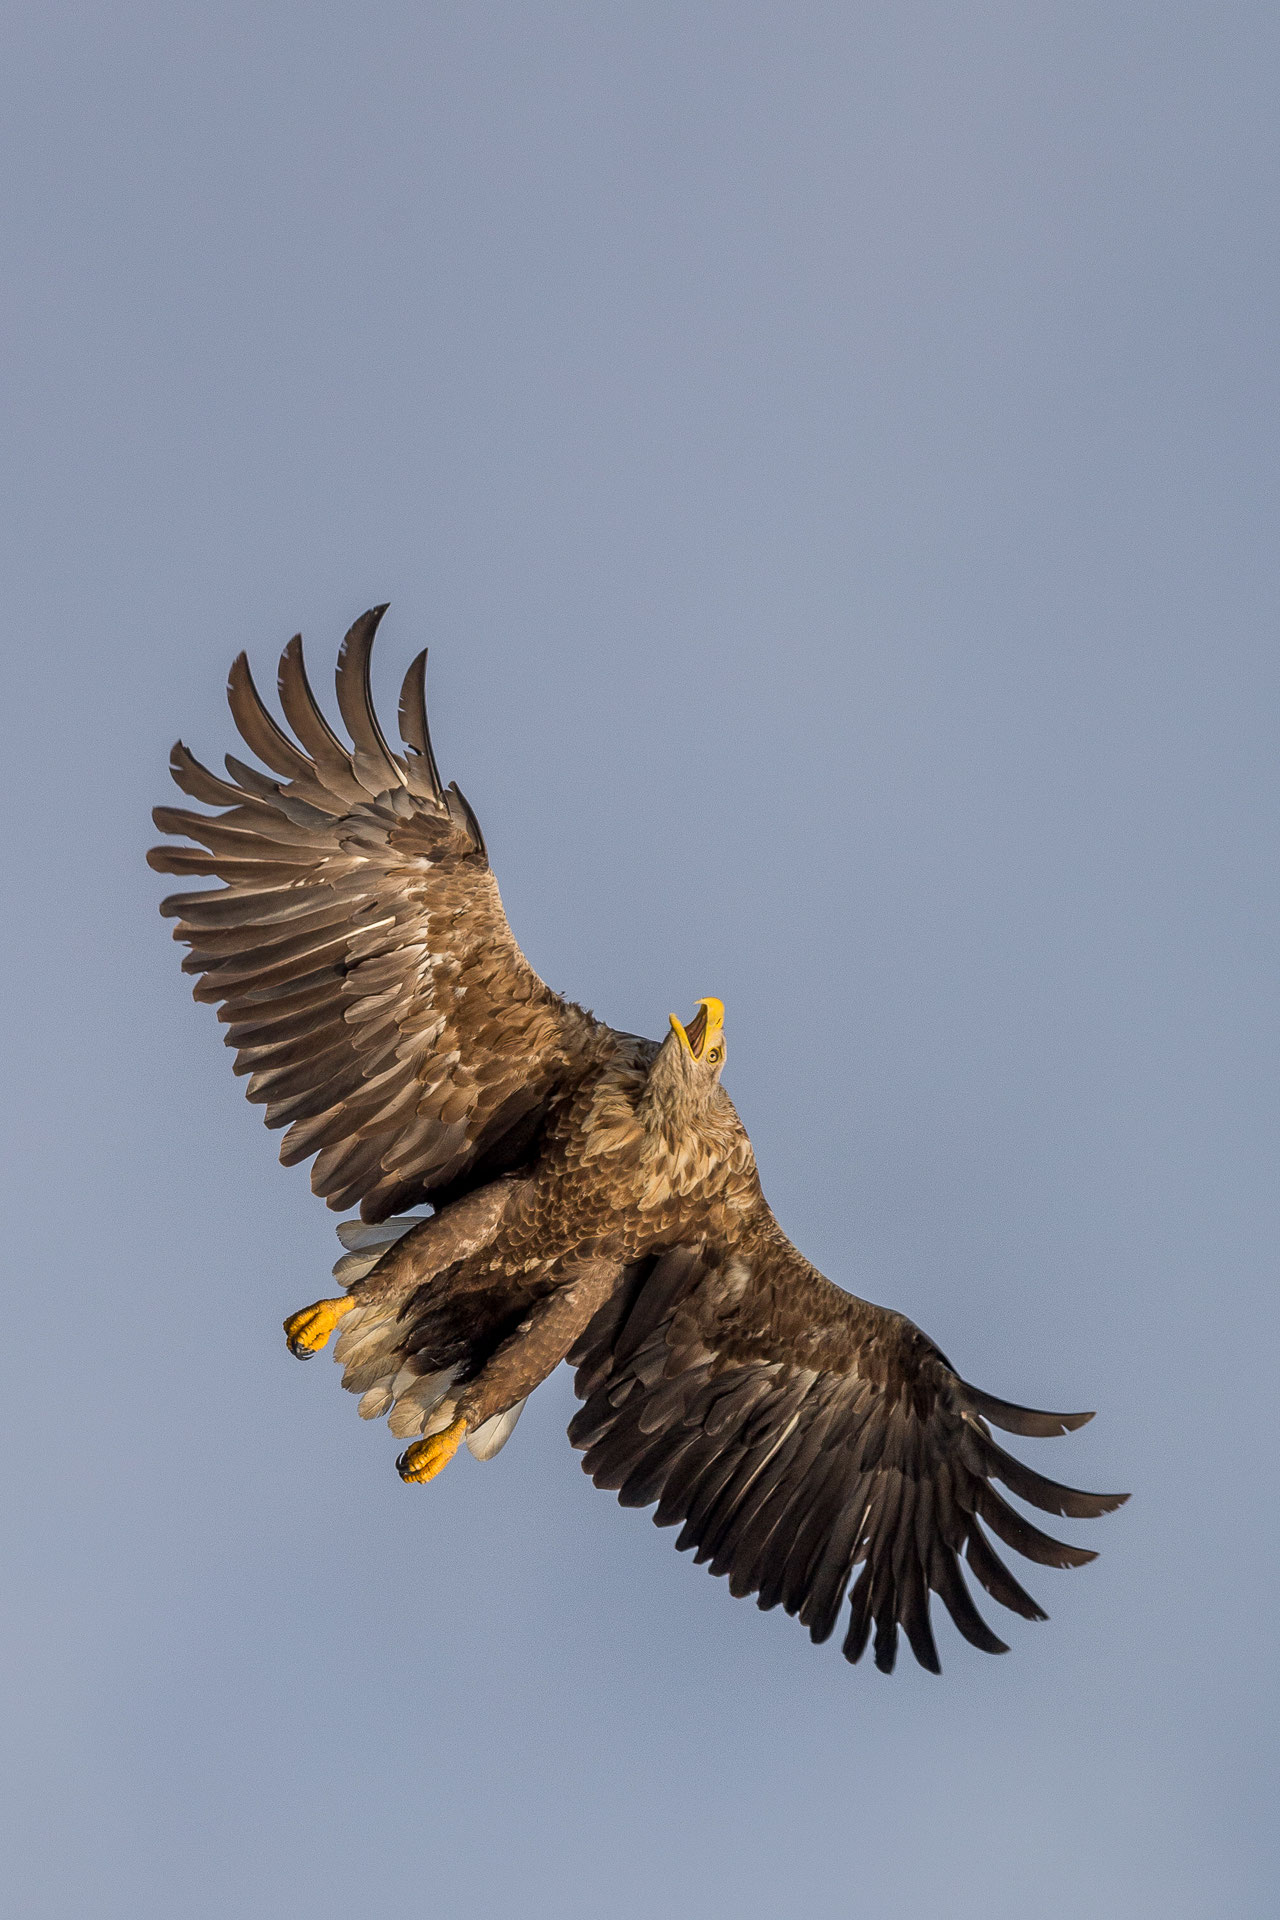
[285,1180,527,1361]
[354,1179,523,1305]
[395,1258,620,1486]
[283,1295,355,1358]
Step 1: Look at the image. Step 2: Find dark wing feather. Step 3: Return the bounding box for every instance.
[569,1214,1126,1673]
[150,608,608,1220]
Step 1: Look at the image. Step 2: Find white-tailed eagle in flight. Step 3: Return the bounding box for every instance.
[150,606,1125,1674]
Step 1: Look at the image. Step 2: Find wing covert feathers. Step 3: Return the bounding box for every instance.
[569,1230,1126,1674]
[150,608,600,1219]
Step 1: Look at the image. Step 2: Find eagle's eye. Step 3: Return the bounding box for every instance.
[706,1046,723,1065]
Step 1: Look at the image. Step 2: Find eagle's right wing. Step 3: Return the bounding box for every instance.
[569,1211,1126,1672]
[149,607,609,1221]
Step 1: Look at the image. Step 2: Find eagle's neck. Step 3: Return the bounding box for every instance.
[637,1033,718,1140]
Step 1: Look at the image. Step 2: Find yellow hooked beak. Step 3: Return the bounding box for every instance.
[669,996,725,1065]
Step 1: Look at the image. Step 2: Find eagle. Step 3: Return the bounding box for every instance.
[149,605,1125,1675]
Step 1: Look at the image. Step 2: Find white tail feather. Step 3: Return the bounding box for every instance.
[386,1367,459,1438]
[334,1214,428,1253]
[332,1213,427,1283]
[331,1247,386,1287]
[422,1397,460,1438]
[466,1398,528,1461]
[332,1313,398,1368]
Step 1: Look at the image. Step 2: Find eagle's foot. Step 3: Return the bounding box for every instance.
[397,1417,467,1485]
[283,1295,355,1359]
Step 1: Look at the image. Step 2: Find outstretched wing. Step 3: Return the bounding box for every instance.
[149,606,605,1220]
[569,1211,1126,1672]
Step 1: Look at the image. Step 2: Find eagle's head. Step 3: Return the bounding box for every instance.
[667,996,726,1081]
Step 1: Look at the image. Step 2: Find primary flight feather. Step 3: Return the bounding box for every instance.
[150,605,1125,1674]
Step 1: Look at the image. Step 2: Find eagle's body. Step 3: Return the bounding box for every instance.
[150,607,1125,1673]
[330,1029,760,1452]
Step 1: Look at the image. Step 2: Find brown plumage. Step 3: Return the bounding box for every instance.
[150,605,1126,1674]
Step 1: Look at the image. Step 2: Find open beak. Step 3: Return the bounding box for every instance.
[669,997,723,1060]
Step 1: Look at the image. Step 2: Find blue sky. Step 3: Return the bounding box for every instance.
[2,6,1276,1916]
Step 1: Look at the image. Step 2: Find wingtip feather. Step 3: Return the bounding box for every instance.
[963,1383,1096,1437]
[335,606,401,789]
[397,648,445,802]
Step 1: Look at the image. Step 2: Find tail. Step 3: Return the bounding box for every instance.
[327,1217,527,1458]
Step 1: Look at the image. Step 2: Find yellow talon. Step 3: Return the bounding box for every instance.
[397,1417,468,1485]
[283,1295,355,1359]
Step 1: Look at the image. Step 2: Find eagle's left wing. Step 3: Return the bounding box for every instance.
[569,1211,1126,1672]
